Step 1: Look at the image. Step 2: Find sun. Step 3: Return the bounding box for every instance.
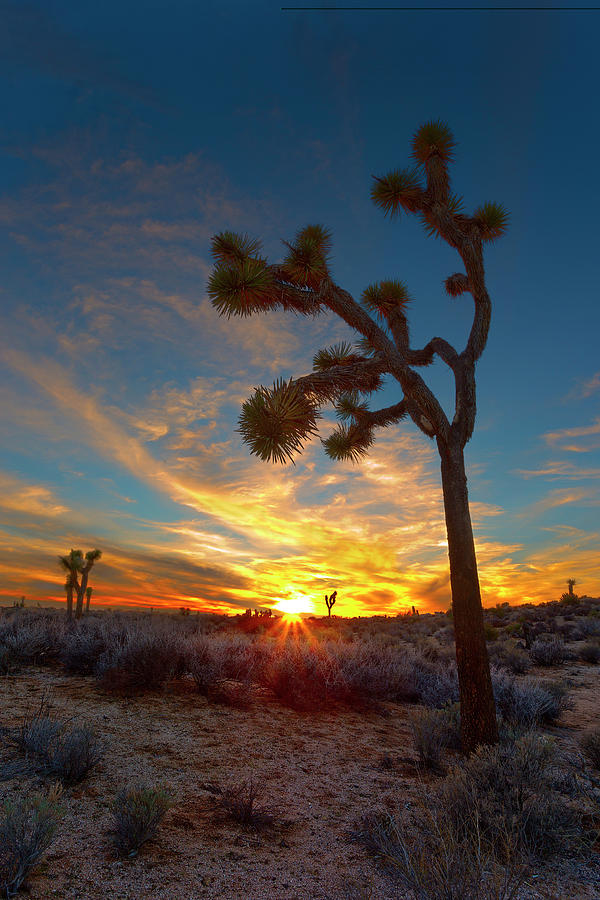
[274,594,313,619]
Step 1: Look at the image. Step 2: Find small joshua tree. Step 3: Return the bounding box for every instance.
[85,587,93,615]
[208,121,507,752]
[325,591,337,617]
[567,578,576,596]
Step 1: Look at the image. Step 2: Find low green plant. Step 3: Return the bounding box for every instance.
[112,784,172,857]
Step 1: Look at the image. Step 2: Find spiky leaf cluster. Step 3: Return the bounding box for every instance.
[473,202,510,243]
[370,167,422,218]
[322,424,373,463]
[210,231,263,266]
[334,391,370,422]
[444,272,470,297]
[361,280,411,321]
[312,342,358,371]
[208,258,275,318]
[411,120,456,164]
[238,378,320,465]
[282,224,332,289]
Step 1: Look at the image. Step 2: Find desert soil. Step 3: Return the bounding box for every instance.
[1,664,599,900]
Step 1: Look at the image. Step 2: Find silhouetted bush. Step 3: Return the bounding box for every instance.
[112,784,172,857]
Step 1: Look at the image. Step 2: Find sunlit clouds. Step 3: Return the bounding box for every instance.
[1,6,599,615]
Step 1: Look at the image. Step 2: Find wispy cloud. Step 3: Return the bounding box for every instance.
[543,418,600,453]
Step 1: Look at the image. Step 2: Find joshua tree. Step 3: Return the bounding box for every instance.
[325,591,337,617]
[208,121,507,753]
[74,550,102,620]
[85,586,93,615]
[58,548,102,620]
[567,578,576,596]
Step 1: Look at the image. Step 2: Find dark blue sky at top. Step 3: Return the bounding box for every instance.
[0,0,598,610]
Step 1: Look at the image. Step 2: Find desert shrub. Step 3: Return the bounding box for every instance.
[96,629,185,693]
[0,789,62,899]
[0,646,19,676]
[44,726,104,785]
[259,641,347,709]
[60,625,107,675]
[112,784,172,857]
[334,643,421,704]
[185,636,227,695]
[355,807,523,900]
[577,617,600,637]
[491,669,569,727]
[6,696,104,785]
[487,640,530,675]
[579,641,600,664]
[0,615,63,665]
[484,624,499,642]
[529,635,568,666]
[10,698,63,757]
[220,777,274,827]
[580,727,600,769]
[356,731,584,898]
[414,660,459,708]
[410,705,461,773]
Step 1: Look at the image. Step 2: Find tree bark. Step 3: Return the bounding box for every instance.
[438,437,498,753]
[75,567,90,620]
[66,584,73,621]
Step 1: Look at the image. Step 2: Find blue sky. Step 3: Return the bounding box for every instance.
[1,0,598,614]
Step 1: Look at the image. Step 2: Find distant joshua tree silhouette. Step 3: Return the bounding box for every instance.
[325,591,337,617]
[85,586,93,615]
[208,121,508,752]
[58,548,102,620]
[567,578,577,596]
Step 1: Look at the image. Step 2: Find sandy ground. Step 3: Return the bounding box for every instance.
[1,664,599,900]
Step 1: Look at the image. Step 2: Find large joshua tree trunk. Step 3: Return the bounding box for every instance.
[439,437,498,752]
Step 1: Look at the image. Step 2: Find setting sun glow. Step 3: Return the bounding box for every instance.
[274,595,313,618]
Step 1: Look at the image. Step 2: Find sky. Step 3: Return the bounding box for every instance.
[1,0,599,617]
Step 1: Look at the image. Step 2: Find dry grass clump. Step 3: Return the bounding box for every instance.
[2,695,104,785]
[0,788,62,899]
[356,731,589,899]
[111,783,172,857]
[410,704,461,772]
[579,726,600,769]
[219,777,274,827]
